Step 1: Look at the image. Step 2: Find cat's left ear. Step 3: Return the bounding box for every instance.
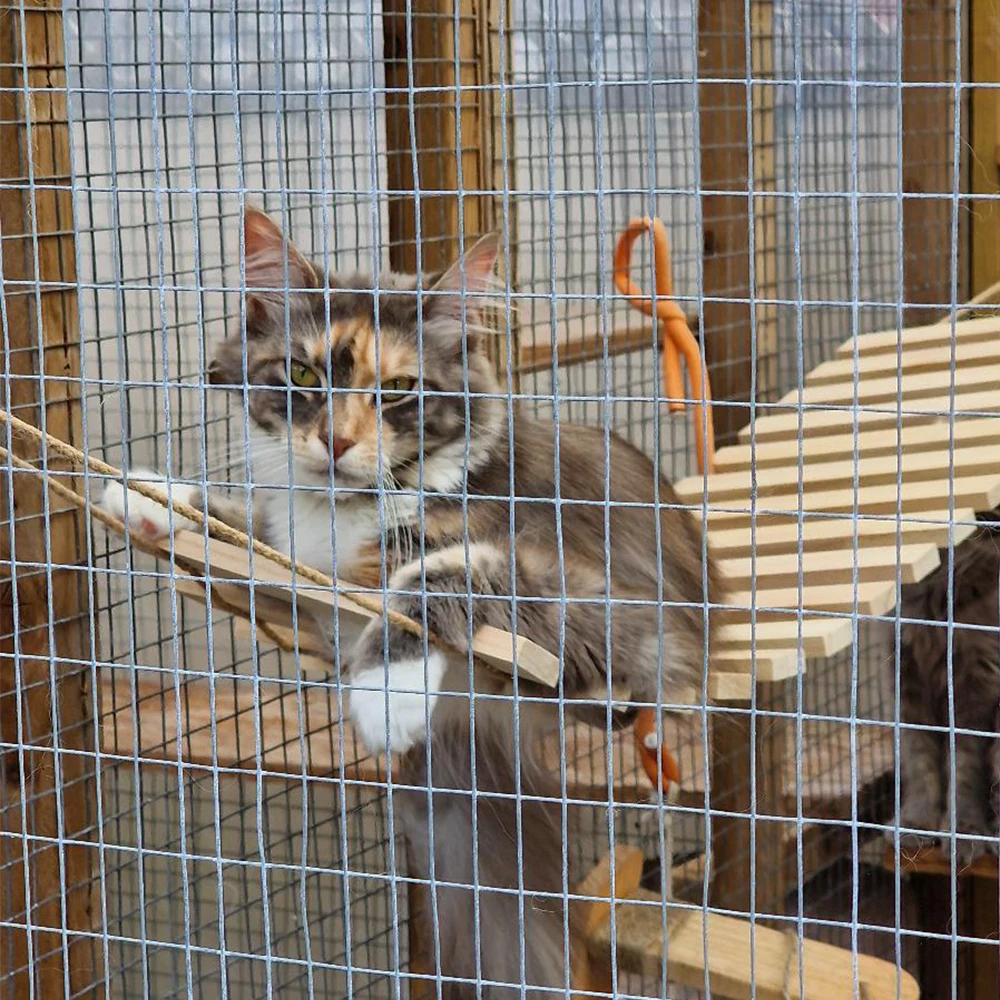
[427,232,501,322]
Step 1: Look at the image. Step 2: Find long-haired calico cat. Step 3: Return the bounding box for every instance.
[103,209,722,997]
[890,514,1000,865]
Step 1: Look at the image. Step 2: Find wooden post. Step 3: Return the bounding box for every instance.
[902,0,966,325]
[698,0,753,444]
[970,0,1000,298]
[699,0,788,919]
[708,695,791,919]
[902,871,998,1000]
[383,0,514,276]
[969,874,999,1000]
[383,0,518,382]
[0,3,96,997]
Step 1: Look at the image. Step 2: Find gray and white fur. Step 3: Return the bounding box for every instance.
[102,209,723,996]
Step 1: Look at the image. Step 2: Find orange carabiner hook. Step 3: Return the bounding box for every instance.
[634,706,681,791]
[613,217,716,476]
[614,217,718,794]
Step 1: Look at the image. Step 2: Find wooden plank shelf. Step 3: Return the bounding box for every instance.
[836,314,1000,360]
[714,415,1000,474]
[580,848,919,1000]
[100,670,893,825]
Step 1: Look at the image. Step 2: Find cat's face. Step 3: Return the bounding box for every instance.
[209,210,504,493]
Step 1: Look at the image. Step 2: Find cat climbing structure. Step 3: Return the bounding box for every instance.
[674,313,1000,700]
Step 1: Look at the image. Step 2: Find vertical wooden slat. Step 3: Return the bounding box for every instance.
[970,0,1000,297]
[698,0,753,445]
[750,1,779,404]
[902,1,966,325]
[0,3,96,998]
[384,0,501,274]
[708,695,790,919]
[969,874,999,1000]
[383,0,518,378]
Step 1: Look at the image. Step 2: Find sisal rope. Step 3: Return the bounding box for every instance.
[0,408,454,657]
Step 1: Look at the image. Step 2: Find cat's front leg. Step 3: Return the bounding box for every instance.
[345,543,509,754]
[347,621,449,755]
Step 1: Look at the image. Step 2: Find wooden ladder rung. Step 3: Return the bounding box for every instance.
[808,335,999,387]
[740,386,1000,445]
[722,579,901,619]
[715,618,854,658]
[707,510,977,560]
[679,442,1000,504]
[718,542,939,589]
[716,416,1000,473]
[837,313,1000,359]
[780,361,1000,410]
[699,475,1000,530]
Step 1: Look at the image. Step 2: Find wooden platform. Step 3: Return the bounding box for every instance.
[579,849,920,1000]
[674,313,1000,689]
[100,669,891,821]
[99,668,660,800]
[99,671,391,784]
[590,889,919,1000]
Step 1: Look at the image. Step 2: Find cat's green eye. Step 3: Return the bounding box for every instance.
[377,376,418,406]
[289,362,321,389]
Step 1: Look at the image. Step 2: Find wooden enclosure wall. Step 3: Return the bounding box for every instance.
[0,3,96,997]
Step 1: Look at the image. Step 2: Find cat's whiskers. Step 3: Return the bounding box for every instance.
[377,467,413,568]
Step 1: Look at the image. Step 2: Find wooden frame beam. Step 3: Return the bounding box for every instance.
[0,3,95,997]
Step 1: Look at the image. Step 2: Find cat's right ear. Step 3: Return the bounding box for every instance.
[242,208,317,324]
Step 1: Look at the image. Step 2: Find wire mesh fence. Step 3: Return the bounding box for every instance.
[1,1,997,999]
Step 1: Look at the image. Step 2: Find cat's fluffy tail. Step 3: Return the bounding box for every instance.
[396,707,589,1000]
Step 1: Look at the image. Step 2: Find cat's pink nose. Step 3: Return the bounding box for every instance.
[331,436,351,462]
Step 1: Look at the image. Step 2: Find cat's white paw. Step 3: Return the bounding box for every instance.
[100,468,201,542]
[348,652,446,754]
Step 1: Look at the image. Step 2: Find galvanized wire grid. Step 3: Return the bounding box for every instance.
[0,1,993,999]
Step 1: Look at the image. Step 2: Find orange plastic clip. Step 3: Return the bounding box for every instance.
[614,216,717,792]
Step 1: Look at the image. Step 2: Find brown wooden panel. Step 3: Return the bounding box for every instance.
[0,5,95,998]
